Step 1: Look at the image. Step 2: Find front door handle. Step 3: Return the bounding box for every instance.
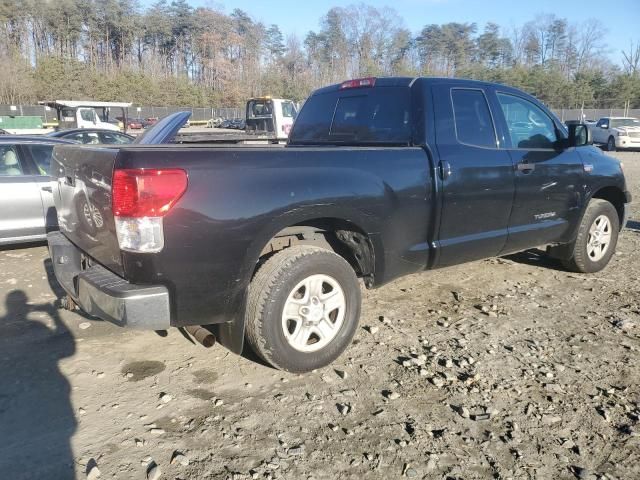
[41,186,52,193]
[439,161,452,180]
[517,162,535,173]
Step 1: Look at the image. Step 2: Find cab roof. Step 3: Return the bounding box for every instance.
[39,100,132,109]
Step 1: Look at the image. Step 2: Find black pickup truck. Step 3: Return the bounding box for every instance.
[48,77,630,373]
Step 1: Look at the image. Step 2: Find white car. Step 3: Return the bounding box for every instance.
[590,117,640,151]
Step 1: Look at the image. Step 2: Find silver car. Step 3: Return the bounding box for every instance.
[0,136,75,245]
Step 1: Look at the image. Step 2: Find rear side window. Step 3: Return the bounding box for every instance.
[0,145,23,176]
[451,89,496,148]
[290,87,411,145]
[24,145,54,175]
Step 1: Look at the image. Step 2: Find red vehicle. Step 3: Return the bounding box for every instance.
[116,117,144,129]
[144,117,159,128]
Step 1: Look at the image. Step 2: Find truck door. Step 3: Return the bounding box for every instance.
[491,91,584,253]
[593,118,609,144]
[0,145,46,242]
[432,85,515,266]
[22,144,58,232]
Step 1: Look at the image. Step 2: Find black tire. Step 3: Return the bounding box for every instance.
[245,246,361,373]
[607,136,616,152]
[562,199,619,273]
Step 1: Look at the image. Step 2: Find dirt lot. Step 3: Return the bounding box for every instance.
[1,152,639,480]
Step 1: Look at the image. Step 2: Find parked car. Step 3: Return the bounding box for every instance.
[0,136,75,245]
[143,117,159,128]
[0,128,9,134]
[116,117,144,130]
[229,119,246,129]
[590,117,640,151]
[206,117,224,128]
[48,77,630,373]
[47,128,134,144]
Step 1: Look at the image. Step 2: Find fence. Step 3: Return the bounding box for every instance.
[556,108,640,122]
[0,104,638,125]
[0,105,244,123]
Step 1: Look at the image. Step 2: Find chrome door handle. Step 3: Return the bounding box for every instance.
[439,161,452,180]
[517,162,535,172]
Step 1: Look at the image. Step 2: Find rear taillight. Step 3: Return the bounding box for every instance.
[112,168,187,253]
[339,77,376,90]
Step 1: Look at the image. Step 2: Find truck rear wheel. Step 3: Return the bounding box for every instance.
[562,199,619,273]
[245,246,361,373]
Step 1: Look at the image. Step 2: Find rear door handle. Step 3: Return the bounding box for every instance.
[517,162,535,173]
[439,161,452,180]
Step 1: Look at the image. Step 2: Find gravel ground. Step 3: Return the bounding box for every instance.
[1,152,639,480]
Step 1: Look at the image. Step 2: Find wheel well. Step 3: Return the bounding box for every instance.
[592,186,626,228]
[256,218,376,287]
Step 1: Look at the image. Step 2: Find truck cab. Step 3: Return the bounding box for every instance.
[40,100,132,133]
[245,97,297,141]
[69,107,118,131]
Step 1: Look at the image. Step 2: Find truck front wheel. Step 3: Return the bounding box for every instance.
[245,246,361,373]
[562,199,619,273]
[606,136,616,152]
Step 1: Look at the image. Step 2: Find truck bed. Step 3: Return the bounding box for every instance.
[50,143,434,328]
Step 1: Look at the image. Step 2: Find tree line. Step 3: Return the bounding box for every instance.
[0,0,638,109]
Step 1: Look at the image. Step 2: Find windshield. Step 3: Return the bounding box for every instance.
[611,118,640,128]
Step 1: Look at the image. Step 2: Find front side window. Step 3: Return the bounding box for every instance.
[497,93,558,149]
[67,132,100,144]
[24,145,54,175]
[0,145,23,176]
[100,132,132,144]
[451,89,496,148]
[80,109,95,122]
[281,101,296,118]
[596,118,608,128]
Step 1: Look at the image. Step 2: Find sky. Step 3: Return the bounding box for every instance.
[183,0,640,65]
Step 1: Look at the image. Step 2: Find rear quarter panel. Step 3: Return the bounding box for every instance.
[116,146,433,327]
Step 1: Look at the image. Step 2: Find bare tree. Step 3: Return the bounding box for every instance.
[622,40,640,75]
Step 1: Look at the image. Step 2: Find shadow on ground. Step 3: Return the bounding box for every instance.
[0,260,77,479]
[504,248,566,271]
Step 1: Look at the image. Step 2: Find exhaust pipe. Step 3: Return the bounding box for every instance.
[185,326,216,348]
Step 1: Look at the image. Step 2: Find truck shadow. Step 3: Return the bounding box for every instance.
[0,287,77,479]
[503,248,567,271]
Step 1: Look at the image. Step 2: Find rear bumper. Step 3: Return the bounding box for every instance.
[47,231,171,330]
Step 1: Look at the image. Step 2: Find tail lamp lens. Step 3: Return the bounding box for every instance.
[112,168,187,253]
[112,168,187,218]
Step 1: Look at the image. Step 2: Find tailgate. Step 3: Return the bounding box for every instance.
[51,145,124,276]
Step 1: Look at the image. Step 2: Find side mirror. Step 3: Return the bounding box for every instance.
[600,124,608,129]
[568,123,592,147]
